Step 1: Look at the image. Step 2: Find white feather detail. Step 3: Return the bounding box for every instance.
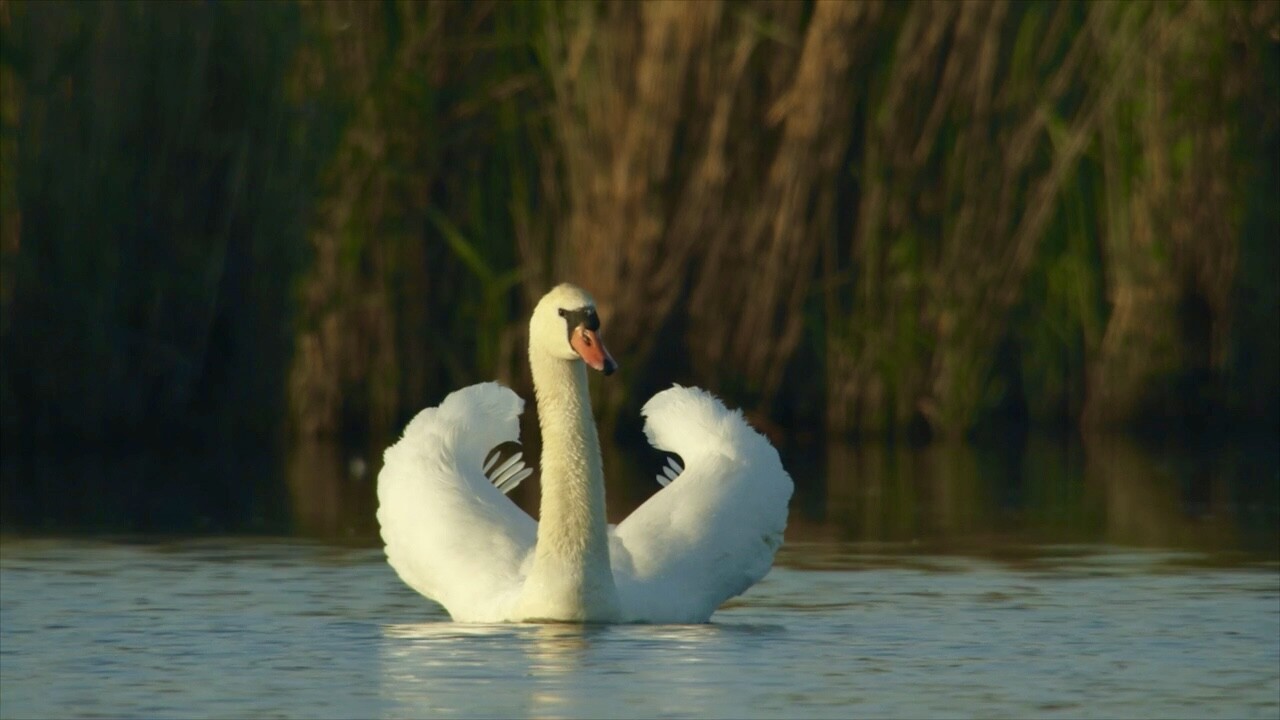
[377,382,792,624]
[609,385,793,623]
[377,382,535,622]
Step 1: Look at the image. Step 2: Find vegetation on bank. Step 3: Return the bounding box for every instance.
[1,0,1276,452]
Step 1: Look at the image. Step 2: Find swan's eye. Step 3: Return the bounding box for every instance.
[560,306,601,347]
[557,308,566,317]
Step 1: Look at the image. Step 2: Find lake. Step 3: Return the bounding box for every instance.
[1,436,1278,718]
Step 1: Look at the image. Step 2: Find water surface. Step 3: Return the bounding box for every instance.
[2,436,1277,718]
[2,538,1276,719]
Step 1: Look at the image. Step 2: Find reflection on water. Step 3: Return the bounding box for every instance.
[1,435,1277,717]
[799,436,1278,557]
[285,441,379,540]
[380,622,605,717]
[378,620,794,718]
[2,434,1276,560]
[270,433,1280,559]
[1,539,1275,719]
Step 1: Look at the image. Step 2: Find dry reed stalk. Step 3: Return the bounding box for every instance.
[834,1,1019,436]
[542,0,721,380]
[829,1,1169,438]
[545,0,875,419]
[287,1,445,439]
[1083,1,1245,430]
[688,0,873,406]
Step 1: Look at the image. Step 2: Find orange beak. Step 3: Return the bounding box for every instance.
[570,327,617,375]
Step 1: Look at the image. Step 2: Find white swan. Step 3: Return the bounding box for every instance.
[376,283,793,623]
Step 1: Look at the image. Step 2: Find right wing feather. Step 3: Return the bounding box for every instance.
[610,386,792,623]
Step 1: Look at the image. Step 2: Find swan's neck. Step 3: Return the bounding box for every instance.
[520,351,619,621]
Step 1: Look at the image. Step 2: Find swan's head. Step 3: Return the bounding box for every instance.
[530,283,617,376]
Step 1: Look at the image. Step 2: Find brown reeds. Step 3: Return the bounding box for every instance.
[543,1,877,420]
[288,1,549,440]
[539,0,719,401]
[822,0,1268,439]
[287,1,444,440]
[830,1,1124,437]
[1083,2,1260,430]
[686,0,873,407]
[1,0,1274,451]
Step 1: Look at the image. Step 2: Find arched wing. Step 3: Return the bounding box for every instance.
[609,386,793,623]
[377,382,536,622]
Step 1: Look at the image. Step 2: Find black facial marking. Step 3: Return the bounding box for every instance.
[560,306,600,340]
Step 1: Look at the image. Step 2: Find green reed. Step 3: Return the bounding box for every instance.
[1,0,1274,452]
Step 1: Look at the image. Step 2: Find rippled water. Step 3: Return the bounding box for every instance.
[2,538,1276,719]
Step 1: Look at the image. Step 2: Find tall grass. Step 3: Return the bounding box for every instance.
[535,0,883,430]
[1,0,1275,451]
[286,1,552,441]
[824,0,1277,438]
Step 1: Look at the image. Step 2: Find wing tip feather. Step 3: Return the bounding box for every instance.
[640,385,776,466]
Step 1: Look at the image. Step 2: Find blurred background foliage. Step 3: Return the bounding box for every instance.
[0,0,1277,462]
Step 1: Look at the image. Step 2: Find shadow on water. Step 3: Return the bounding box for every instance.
[2,433,1277,561]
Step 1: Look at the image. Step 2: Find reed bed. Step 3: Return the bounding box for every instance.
[0,0,1275,449]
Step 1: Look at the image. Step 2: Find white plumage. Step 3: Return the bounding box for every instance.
[376,284,793,623]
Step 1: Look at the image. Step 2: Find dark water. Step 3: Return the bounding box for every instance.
[1,437,1278,718]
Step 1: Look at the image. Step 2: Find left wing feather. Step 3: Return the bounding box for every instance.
[377,383,536,622]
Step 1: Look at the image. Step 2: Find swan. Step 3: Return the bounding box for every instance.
[376,283,793,623]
